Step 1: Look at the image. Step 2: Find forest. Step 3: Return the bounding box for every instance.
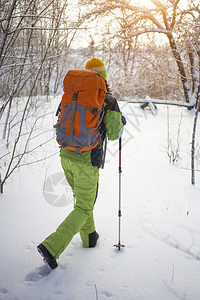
[0,0,200,192]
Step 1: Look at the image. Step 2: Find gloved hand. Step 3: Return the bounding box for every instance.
[118,128,123,138]
[121,114,127,126]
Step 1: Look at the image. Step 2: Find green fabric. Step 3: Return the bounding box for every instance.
[60,147,92,166]
[42,158,99,258]
[103,110,123,141]
[98,69,107,80]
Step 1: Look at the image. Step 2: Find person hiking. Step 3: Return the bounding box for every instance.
[37,58,126,269]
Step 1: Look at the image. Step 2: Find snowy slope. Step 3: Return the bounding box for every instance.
[0,102,200,300]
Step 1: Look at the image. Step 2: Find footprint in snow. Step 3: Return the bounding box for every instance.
[99,290,113,298]
[25,265,52,282]
[0,288,8,294]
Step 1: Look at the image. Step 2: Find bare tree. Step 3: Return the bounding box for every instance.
[0,0,81,193]
[80,0,200,185]
[80,0,199,106]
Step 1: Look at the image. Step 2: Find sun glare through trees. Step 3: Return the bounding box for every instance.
[129,0,190,9]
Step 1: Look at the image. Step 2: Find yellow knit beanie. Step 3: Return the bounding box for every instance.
[85,58,107,80]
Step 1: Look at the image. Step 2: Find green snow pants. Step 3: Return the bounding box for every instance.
[42,157,99,259]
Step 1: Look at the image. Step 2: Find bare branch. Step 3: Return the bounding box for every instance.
[0,0,17,65]
[8,26,87,34]
[120,27,171,39]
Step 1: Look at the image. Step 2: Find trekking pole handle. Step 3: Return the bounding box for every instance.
[119,137,122,173]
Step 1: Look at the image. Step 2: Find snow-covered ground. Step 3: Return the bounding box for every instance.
[0,102,200,300]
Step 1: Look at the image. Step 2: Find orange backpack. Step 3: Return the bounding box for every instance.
[55,70,106,154]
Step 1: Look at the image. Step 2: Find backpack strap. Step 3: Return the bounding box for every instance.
[75,147,81,156]
[101,135,107,169]
[55,102,61,117]
[85,106,102,120]
[86,106,105,131]
[69,91,78,144]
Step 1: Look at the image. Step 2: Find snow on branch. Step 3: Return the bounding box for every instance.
[84,1,153,20]
[149,0,165,10]
[114,0,146,12]
[0,15,54,22]
[8,26,86,34]
[120,28,171,39]
[124,98,195,108]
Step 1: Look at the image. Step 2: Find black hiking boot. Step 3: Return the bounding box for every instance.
[89,231,99,248]
[37,244,58,270]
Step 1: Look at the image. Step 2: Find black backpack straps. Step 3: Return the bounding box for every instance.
[96,106,105,130]
[101,135,107,169]
[55,102,68,117]
[55,101,61,116]
[92,106,104,121]
[85,106,103,121]
[86,105,105,132]
[69,91,78,144]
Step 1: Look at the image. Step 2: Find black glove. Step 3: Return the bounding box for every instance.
[121,114,127,126]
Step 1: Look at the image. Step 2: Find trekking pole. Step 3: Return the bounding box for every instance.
[114,137,125,250]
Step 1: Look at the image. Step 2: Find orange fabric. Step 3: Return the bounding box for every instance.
[63,70,106,94]
[85,110,101,129]
[62,70,106,108]
[57,70,106,152]
[57,141,99,152]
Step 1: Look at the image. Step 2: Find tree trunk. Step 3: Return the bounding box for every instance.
[167,33,191,103]
[0,0,17,67]
[191,51,200,185]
